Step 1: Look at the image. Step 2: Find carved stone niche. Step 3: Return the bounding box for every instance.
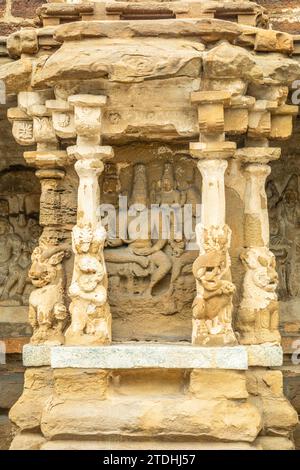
[267,155,300,302]
[100,143,201,342]
[0,167,42,307]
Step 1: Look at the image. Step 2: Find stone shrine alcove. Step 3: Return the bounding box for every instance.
[0,167,41,309]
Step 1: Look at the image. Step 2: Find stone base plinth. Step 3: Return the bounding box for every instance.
[9,345,298,450]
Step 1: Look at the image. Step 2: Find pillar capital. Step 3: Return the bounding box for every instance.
[68,94,107,144]
[190,141,236,160]
[235,147,281,165]
[67,144,113,163]
[23,149,73,170]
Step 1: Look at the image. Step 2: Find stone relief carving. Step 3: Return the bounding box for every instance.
[102,157,200,323]
[192,224,237,346]
[66,223,111,345]
[0,169,41,306]
[28,242,70,345]
[236,247,280,344]
[267,170,300,300]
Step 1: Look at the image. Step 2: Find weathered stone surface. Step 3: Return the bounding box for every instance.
[0,0,5,17]
[0,58,32,93]
[12,0,44,19]
[32,38,203,87]
[255,55,300,85]
[203,42,263,82]
[246,369,284,398]
[0,414,12,450]
[293,423,300,450]
[50,344,248,370]
[189,370,248,399]
[247,369,299,434]
[255,436,295,450]
[53,18,243,43]
[0,371,23,409]
[247,344,283,367]
[9,367,53,431]
[23,344,51,366]
[10,431,46,450]
[53,369,108,400]
[260,396,299,432]
[40,440,261,450]
[41,396,262,442]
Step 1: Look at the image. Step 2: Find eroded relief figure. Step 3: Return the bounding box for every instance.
[0,219,41,305]
[192,225,237,346]
[0,169,41,306]
[0,217,22,304]
[267,175,300,299]
[103,159,199,319]
[105,164,172,297]
[65,224,111,345]
[28,243,70,345]
[236,247,280,344]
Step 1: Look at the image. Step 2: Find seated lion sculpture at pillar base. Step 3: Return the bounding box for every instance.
[236,247,281,345]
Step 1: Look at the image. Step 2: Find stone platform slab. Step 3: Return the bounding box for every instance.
[23,342,283,369]
[51,344,248,370]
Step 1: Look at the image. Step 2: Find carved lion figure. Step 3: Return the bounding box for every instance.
[237,247,280,344]
[192,225,237,346]
[28,245,70,345]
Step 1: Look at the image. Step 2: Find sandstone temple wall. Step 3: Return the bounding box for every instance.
[0,0,300,450]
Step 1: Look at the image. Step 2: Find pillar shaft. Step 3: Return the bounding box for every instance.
[235,147,281,345]
[64,95,114,346]
[190,91,237,347]
[198,159,227,228]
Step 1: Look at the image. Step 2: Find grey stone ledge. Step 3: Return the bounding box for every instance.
[246,343,283,367]
[51,343,248,370]
[23,342,283,369]
[23,344,52,367]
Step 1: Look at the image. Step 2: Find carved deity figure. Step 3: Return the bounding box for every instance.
[1,219,41,304]
[237,247,280,344]
[28,244,70,345]
[267,175,300,298]
[192,225,237,346]
[65,224,111,345]
[104,164,172,297]
[0,217,23,304]
[155,163,181,205]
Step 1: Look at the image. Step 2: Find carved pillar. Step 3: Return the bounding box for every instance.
[64,95,114,346]
[189,91,237,346]
[235,147,281,345]
[8,91,73,345]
